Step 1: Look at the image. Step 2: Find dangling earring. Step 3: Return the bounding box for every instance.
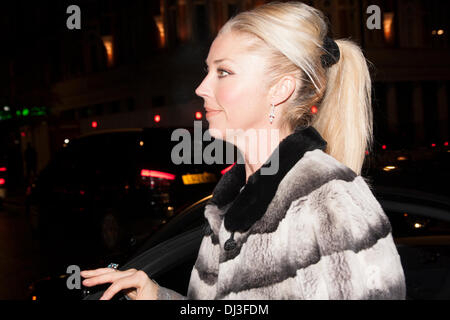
[269,103,276,124]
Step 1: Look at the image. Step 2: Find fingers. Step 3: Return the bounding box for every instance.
[81,268,116,278]
[80,268,155,300]
[82,269,137,287]
[99,274,143,300]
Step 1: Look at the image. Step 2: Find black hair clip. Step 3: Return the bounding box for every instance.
[320,36,340,69]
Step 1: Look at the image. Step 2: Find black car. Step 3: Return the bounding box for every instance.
[27,127,235,273]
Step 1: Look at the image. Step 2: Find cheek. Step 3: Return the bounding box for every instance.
[212,75,267,132]
[215,82,244,111]
[215,81,259,122]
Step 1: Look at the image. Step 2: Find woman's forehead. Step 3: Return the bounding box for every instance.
[207,32,260,63]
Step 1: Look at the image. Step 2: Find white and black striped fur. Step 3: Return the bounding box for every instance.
[187,126,406,300]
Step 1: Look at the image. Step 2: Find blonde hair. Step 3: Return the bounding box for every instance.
[218,1,373,175]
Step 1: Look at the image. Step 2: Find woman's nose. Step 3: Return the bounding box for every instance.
[195,76,209,98]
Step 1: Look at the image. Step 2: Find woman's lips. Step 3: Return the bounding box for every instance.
[205,109,222,118]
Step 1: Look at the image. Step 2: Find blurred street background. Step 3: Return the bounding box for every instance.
[0,0,449,300]
[0,193,46,299]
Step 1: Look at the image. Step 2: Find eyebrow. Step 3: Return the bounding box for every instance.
[205,58,234,65]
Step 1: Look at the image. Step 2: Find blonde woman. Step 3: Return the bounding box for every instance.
[81,1,406,300]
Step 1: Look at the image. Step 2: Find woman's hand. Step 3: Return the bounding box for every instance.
[81,268,158,300]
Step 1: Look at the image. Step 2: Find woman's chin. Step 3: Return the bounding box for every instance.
[206,125,225,140]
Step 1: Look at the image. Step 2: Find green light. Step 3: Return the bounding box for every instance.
[16,110,21,116]
[22,108,29,116]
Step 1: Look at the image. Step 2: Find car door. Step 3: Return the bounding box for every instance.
[83,198,208,300]
[84,186,450,301]
[376,186,450,300]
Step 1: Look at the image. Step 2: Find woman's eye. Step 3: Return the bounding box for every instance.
[217,69,230,77]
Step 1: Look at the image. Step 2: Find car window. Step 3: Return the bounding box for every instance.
[130,199,208,259]
[84,226,204,300]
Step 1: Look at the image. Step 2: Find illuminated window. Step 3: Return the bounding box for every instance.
[383,12,395,44]
[154,15,166,47]
[101,35,114,67]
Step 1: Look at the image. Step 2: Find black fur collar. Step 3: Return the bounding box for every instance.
[209,125,327,233]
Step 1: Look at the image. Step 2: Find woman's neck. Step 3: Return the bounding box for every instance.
[235,127,291,183]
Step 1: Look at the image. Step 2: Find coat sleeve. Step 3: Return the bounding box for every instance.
[300,176,406,299]
[155,285,188,300]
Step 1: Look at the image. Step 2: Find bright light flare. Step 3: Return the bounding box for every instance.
[221,163,235,175]
[141,169,175,180]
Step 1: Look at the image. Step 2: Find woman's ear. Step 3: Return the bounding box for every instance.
[270,74,297,106]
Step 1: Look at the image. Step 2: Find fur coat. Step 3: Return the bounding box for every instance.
[185,125,406,300]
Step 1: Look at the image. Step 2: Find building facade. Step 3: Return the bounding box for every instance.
[1,0,449,180]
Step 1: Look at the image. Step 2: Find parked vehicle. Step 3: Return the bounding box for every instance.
[26,127,235,273]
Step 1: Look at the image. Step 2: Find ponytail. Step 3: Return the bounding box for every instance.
[311,39,373,175]
[219,2,373,175]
